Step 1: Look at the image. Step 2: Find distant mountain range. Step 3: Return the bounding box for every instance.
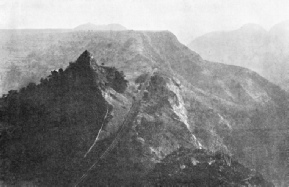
[74,23,127,31]
[189,20,289,91]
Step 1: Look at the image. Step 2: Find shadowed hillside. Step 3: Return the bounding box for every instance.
[0,51,128,185]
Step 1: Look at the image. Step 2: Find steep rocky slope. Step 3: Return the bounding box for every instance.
[0,31,288,186]
[0,51,128,186]
[188,21,289,91]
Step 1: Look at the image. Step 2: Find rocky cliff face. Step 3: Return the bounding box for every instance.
[0,31,288,186]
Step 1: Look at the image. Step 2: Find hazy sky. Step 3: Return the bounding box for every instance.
[1,0,289,43]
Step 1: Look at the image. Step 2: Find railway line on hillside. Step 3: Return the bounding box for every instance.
[74,71,154,187]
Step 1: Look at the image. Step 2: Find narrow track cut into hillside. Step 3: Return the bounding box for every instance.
[74,70,154,187]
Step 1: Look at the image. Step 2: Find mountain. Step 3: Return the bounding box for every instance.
[188,21,289,91]
[270,20,289,34]
[188,24,269,77]
[74,23,127,31]
[0,31,288,186]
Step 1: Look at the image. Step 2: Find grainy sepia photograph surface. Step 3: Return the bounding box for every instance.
[0,0,289,186]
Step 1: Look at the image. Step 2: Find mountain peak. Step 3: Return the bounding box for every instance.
[270,20,289,33]
[76,50,94,66]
